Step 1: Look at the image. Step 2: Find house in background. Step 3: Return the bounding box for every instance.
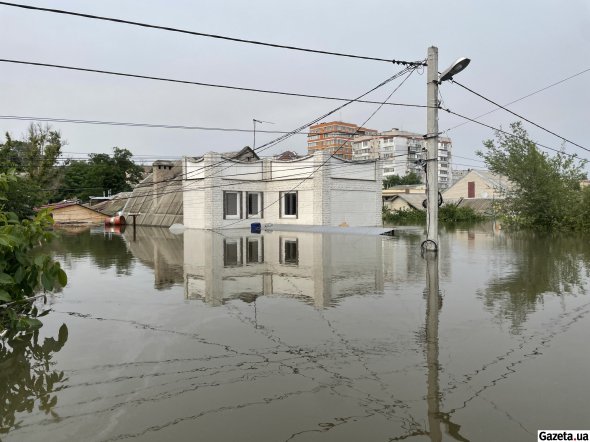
[383,194,426,212]
[40,201,107,224]
[183,148,383,229]
[443,169,511,201]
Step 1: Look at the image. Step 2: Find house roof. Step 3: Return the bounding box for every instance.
[443,169,512,195]
[386,194,426,211]
[222,146,260,161]
[89,192,132,216]
[39,201,107,216]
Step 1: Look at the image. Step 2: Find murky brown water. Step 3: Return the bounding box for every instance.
[2,224,590,441]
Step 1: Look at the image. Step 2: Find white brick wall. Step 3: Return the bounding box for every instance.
[183,151,382,229]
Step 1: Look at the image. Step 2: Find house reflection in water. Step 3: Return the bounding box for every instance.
[183,230,384,307]
[123,227,184,289]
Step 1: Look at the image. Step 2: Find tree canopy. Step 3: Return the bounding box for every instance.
[478,121,588,229]
[59,147,144,201]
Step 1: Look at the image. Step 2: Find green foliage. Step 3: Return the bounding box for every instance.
[59,147,144,201]
[383,171,422,188]
[383,206,425,224]
[382,204,486,225]
[478,122,588,229]
[439,204,486,223]
[0,324,68,433]
[0,124,65,187]
[0,171,66,333]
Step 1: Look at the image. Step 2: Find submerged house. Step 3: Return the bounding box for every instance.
[182,148,383,229]
[40,201,107,224]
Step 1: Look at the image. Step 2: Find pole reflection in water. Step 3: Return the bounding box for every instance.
[425,252,443,442]
[424,252,469,442]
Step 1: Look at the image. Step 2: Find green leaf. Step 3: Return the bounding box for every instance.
[23,317,43,329]
[34,255,47,268]
[0,273,14,285]
[0,289,12,302]
[14,266,25,284]
[41,272,53,291]
[57,268,67,286]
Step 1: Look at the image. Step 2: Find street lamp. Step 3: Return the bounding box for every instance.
[439,57,471,83]
[424,48,470,253]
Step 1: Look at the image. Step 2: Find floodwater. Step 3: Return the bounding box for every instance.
[2,224,590,441]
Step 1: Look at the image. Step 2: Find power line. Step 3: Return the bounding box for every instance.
[451,79,590,153]
[126,68,416,216]
[441,107,583,160]
[168,68,417,191]
[0,115,311,135]
[444,67,590,132]
[0,59,429,109]
[0,2,425,67]
[3,68,412,190]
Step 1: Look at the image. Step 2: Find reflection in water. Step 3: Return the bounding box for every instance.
[184,230,384,308]
[423,254,469,442]
[124,227,184,289]
[479,232,590,332]
[5,226,590,441]
[0,325,68,434]
[50,227,135,276]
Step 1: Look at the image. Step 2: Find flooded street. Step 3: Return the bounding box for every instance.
[2,224,590,441]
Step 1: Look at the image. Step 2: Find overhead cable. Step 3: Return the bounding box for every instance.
[218,67,418,229]
[444,67,590,132]
[442,107,583,159]
[0,59,428,109]
[0,1,424,66]
[451,80,590,153]
[0,115,311,135]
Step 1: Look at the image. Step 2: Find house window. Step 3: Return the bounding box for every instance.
[468,181,475,198]
[280,238,299,266]
[246,237,264,264]
[223,238,243,267]
[223,191,241,219]
[280,191,298,218]
[247,192,263,218]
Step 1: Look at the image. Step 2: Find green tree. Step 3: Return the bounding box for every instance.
[383,171,422,188]
[60,147,143,201]
[0,124,65,187]
[478,121,587,229]
[0,124,66,214]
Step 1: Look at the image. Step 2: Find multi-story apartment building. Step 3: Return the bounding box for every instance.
[352,128,453,188]
[307,121,378,160]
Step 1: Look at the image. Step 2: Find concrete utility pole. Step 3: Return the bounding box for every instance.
[425,46,439,252]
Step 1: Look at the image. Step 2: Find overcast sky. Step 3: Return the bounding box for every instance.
[1,0,589,169]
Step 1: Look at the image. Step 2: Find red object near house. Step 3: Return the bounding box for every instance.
[105,215,126,226]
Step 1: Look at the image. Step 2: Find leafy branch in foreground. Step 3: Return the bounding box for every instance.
[0,171,67,333]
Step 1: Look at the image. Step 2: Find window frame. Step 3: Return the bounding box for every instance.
[246,237,264,264]
[223,238,243,267]
[279,237,299,266]
[246,192,263,219]
[223,191,242,220]
[280,191,298,219]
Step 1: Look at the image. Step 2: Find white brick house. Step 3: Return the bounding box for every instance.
[182,149,382,229]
